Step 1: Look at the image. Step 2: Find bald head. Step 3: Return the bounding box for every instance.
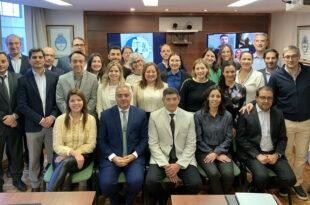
[43,47,56,68]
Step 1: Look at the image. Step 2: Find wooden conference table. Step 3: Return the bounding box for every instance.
[0,191,95,205]
[170,194,283,205]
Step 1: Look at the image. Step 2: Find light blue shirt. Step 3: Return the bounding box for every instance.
[252,52,266,71]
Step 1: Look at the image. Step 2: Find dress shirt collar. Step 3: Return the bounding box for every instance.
[0,70,8,78]
[284,65,301,79]
[256,104,270,113]
[253,52,263,59]
[162,61,169,68]
[118,106,130,112]
[32,68,45,77]
[165,107,178,116]
[46,65,53,71]
[8,53,22,59]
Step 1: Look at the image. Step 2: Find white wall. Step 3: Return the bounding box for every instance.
[45,9,84,38]
[271,11,310,55]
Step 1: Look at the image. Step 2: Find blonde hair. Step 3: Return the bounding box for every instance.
[191,58,210,79]
[100,61,125,87]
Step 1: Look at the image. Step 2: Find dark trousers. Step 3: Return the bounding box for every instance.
[145,164,202,205]
[46,153,93,191]
[99,158,145,205]
[0,127,23,184]
[245,157,296,191]
[197,153,234,194]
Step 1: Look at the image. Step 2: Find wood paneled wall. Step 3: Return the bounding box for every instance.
[84,12,271,71]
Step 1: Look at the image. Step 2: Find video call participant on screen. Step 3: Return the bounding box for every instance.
[236,86,296,195]
[17,48,59,192]
[0,52,26,192]
[98,84,148,205]
[57,37,87,73]
[252,33,268,71]
[220,34,229,46]
[146,87,202,205]
[43,47,64,77]
[157,44,172,73]
[258,49,280,84]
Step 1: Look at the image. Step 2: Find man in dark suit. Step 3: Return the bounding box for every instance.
[0,52,26,192]
[258,49,280,84]
[56,37,86,73]
[17,48,59,192]
[98,84,148,205]
[43,47,64,76]
[6,34,31,75]
[236,86,296,194]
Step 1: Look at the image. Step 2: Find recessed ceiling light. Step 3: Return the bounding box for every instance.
[143,0,158,7]
[203,9,208,12]
[165,8,169,11]
[44,0,71,6]
[228,0,258,7]
[234,9,239,12]
[130,7,136,12]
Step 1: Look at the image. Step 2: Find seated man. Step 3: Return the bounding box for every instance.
[98,84,148,205]
[145,87,202,205]
[236,86,296,194]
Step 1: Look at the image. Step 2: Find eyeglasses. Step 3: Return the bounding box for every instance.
[73,44,85,47]
[283,54,298,60]
[133,59,143,64]
[258,96,273,102]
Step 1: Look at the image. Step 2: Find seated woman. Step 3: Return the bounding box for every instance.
[194,86,234,194]
[47,88,96,191]
[161,52,190,91]
[179,58,215,112]
[132,62,168,118]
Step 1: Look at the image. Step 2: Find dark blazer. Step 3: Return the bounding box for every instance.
[8,54,31,75]
[56,56,71,73]
[49,65,64,76]
[98,105,148,167]
[0,72,21,136]
[258,66,280,84]
[236,106,287,161]
[16,69,59,132]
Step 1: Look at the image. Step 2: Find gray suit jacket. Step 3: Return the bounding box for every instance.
[148,107,197,168]
[56,71,98,116]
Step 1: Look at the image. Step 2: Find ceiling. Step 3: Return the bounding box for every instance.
[7,0,286,13]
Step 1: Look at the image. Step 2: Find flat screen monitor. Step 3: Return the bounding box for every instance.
[107,32,166,64]
[207,33,237,51]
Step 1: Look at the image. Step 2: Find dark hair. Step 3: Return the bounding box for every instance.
[28,48,45,59]
[163,87,179,97]
[69,51,86,62]
[140,62,164,89]
[87,52,105,80]
[168,52,184,71]
[202,85,226,116]
[256,86,274,97]
[202,48,219,72]
[240,51,253,60]
[216,44,234,69]
[263,48,279,59]
[64,89,88,130]
[108,46,121,54]
[72,37,85,45]
[121,46,133,55]
[218,60,237,90]
[160,44,172,51]
[220,34,228,39]
[0,51,9,61]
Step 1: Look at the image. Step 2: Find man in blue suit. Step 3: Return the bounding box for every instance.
[98,84,148,205]
[17,48,59,192]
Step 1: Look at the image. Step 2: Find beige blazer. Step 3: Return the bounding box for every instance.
[148,107,197,169]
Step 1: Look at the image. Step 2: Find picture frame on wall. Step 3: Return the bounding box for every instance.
[297,25,310,64]
[46,25,74,58]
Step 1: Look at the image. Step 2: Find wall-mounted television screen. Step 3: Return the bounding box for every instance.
[206,32,263,56]
[107,32,166,64]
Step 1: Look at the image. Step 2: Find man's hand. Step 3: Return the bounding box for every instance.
[123,154,136,164]
[112,156,128,167]
[164,163,181,177]
[204,152,217,163]
[43,116,55,128]
[256,154,269,164]
[239,103,254,114]
[266,153,279,165]
[216,154,231,163]
[10,120,18,128]
[3,115,16,126]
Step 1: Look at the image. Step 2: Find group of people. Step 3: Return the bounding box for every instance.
[0,32,309,205]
